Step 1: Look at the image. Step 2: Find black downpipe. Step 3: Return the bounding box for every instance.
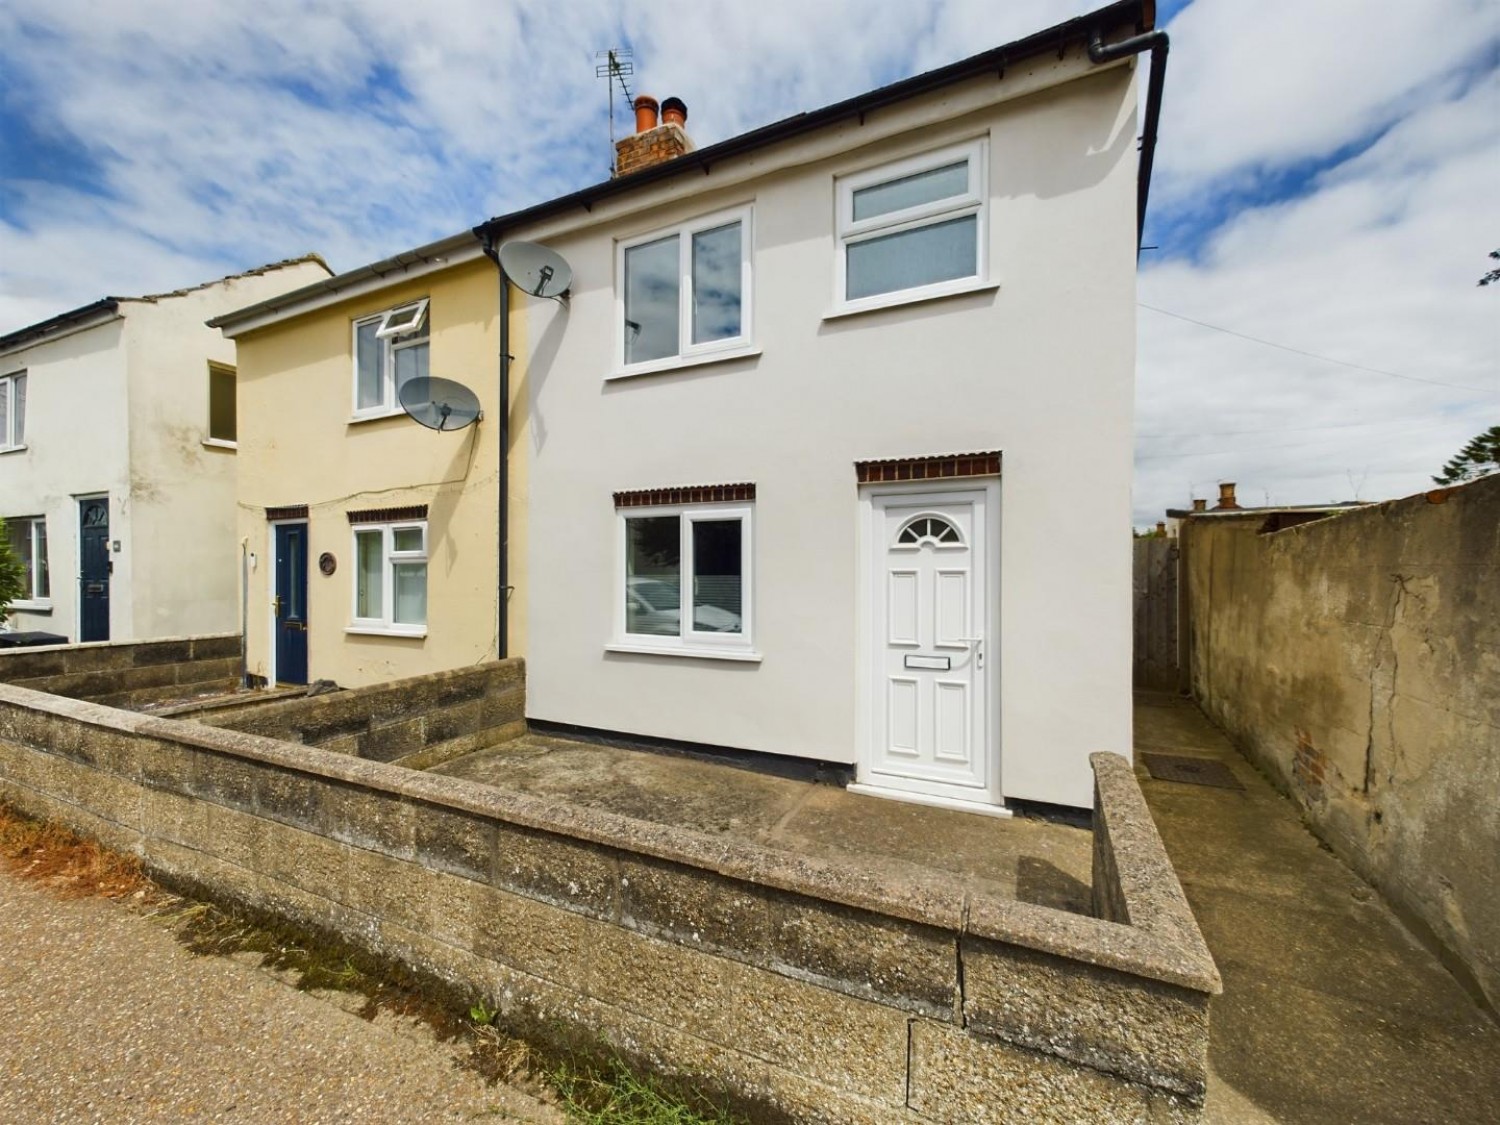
[1087,24,1169,256]
[481,234,511,659]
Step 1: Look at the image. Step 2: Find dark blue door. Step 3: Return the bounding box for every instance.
[273,523,309,684]
[78,497,110,643]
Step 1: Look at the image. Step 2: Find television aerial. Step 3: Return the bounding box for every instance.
[497,241,573,301]
[398,376,483,431]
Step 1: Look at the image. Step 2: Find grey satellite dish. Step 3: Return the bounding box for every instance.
[498,240,573,299]
[398,377,483,431]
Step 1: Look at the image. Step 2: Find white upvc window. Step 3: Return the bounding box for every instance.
[614,502,754,657]
[350,520,428,635]
[4,515,49,606]
[835,138,988,312]
[617,205,753,374]
[352,299,430,418]
[207,362,237,446]
[0,372,26,450]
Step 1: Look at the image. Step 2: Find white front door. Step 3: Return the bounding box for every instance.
[856,485,1003,814]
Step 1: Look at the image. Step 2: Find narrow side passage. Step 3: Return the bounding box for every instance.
[1134,693,1500,1125]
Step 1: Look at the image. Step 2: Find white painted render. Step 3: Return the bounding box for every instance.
[514,58,1140,808]
[0,261,330,643]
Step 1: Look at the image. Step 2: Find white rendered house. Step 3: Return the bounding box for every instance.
[0,258,331,644]
[486,0,1158,812]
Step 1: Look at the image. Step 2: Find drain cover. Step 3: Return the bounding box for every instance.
[1142,753,1243,790]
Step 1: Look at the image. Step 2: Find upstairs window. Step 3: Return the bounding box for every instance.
[619,206,752,373]
[836,139,987,310]
[0,372,26,450]
[207,362,237,445]
[352,299,429,417]
[4,516,49,603]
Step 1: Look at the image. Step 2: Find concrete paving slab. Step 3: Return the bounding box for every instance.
[1135,693,1500,1124]
[436,731,1094,914]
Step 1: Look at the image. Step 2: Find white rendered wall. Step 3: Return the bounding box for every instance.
[517,62,1139,808]
[0,318,132,641]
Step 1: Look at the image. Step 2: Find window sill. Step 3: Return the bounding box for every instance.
[605,642,762,663]
[606,345,762,383]
[9,600,51,613]
[202,437,238,451]
[0,444,28,455]
[824,279,999,321]
[345,625,427,639]
[347,408,407,425]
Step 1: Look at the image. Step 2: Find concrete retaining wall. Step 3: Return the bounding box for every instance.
[0,634,240,709]
[196,662,525,771]
[0,682,1217,1122]
[1180,475,1500,1011]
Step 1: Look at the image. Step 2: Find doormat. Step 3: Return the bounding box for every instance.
[1141,753,1243,790]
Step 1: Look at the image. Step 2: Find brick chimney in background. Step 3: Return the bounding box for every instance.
[1191,498,1208,513]
[1214,482,1240,511]
[615,94,694,177]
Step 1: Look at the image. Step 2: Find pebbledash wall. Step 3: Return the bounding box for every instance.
[1180,474,1500,1013]
[0,670,1220,1123]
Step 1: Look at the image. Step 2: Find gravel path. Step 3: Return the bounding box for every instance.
[0,870,561,1124]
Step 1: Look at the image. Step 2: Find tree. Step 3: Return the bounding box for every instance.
[1480,250,1500,288]
[1433,425,1500,486]
[0,519,27,626]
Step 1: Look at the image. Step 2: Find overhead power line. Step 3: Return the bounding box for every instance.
[1139,303,1500,396]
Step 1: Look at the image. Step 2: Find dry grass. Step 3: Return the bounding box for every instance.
[0,802,153,899]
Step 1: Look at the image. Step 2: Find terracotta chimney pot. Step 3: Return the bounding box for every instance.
[633,95,659,134]
[1191,498,1207,513]
[661,96,688,128]
[1215,482,1240,510]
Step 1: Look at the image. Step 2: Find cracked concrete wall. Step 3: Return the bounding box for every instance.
[1181,476,1500,1011]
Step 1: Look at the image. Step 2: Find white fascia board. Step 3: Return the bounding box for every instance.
[213,237,485,339]
[0,310,125,362]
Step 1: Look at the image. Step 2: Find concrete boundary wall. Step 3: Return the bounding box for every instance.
[0,684,1218,1122]
[0,634,240,709]
[1180,475,1500,1012]
[195,662,526,771]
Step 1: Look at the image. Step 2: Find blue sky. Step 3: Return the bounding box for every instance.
[1,0,1496,522]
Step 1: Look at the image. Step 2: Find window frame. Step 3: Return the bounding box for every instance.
[205,361,237,447]
[0,371,27,451]
[348,519,428,636]
[614,204,755,377]
[5,515,50,607]
[612,501,755,658]
[351,300,430,420]
[834,138,989,314]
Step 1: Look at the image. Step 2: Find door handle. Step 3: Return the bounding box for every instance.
[272,596,282,616]
[958,636,985,669]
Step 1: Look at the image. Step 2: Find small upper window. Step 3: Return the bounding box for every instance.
[208,363,236,445]
[896,515,963,547]
[619,206,752,373]
[836,139,987,310]
[0,372,26,450]
[353,301,429,416]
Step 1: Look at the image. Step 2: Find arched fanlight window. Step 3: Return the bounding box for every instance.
[895,515,962,547]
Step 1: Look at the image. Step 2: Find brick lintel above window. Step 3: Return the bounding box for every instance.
[265,505,309,521]
[855,451,1001,484]
[348,504,429,524]
[613,483,756,509]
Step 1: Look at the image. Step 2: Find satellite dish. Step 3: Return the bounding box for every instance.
[498,241,573,299]
[398,377,483,431]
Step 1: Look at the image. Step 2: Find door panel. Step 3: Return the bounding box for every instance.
[867,490,994,801]
[273,523,309,685]
[78,497,110,643]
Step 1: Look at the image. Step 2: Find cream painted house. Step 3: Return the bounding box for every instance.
[213,0,1161,811]
[0,258,331,646]
[211,252,518,689]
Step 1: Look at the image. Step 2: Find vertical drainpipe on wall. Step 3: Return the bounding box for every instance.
[1086,20,1169,256]
[240,538,250,687]
[481,233,511,659]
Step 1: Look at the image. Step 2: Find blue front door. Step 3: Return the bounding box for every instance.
[273,523,309,685]
[78,497,110,643]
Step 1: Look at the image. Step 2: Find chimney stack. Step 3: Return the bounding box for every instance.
[1214,482,1240,511]
[615,93,694,177]
[1191,498,1207,513]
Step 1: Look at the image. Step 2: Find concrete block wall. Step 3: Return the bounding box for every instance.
[1180,474,1500,1012]
[0,634,240,709]
[197,661,525,770]
[0,683,1218,1122]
